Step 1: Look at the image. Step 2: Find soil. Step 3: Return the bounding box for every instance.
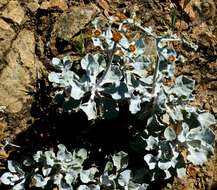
[0,0,216,189]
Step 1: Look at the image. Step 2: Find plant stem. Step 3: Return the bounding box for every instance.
[96,42,117,86]
[151,47,160,95]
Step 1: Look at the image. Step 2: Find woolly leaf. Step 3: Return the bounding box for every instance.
[118,169,131,187]
[0,172,19,185]
[112,151,128,171]
[164,127,176,141]
[33,174,49,187]
[80,100,97,120]
[80,168,98,183]
[13,179,25,190]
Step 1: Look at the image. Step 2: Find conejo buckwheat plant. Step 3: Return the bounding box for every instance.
[1,16,215,189]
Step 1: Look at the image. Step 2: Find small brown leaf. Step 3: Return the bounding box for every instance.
[115,12,128,21]
[112,29,122,42]
[187,165,199,177]
[97,0,109,11]
[167,55,176,63]
[129,44,136,52]
[93,29,101,37]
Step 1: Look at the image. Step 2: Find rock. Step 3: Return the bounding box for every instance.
[179,0,197,21]
[0,18,15,57]
[13,29,35,70]
[175,20,188,31]
[53,5,97,40]
[0,29,44,113]
[40,0,68,11]
[27,2,40,13]
[50,5,97,55]
[0,0,8,8]
[2,0,25,25]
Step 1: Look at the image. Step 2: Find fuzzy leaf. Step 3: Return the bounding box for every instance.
[12,179,25,190]
[44,151,56,166]
[112,151,128,171]
[164,127,176,141]
[33,174,49,187]
[7,161,23,174]
[0,172,19,185]
[118,169,131,187]
[198,112,215,128]
[76,149,88,161]
[80,168,98,183]
[144,154,156,170]
[80,100,97,120]
[57,144,73,161]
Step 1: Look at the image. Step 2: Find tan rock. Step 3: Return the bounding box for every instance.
[0,29,44,113]
[0,50,31,113]
[2,0,25,25]
[53,5,97,40]
[50,5,97,55]
[0,0,8,8]
[179,0,197,21]
[27,2,40,12]
[0,18,15,57]
[40,0,68,11]
[13,29,35,70]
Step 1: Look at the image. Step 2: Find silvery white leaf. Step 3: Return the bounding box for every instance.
[81,54,106,84]
[144,154,156,170]
[164,170,172,179]
[100,65,122,85]
[176,168,186,178]
[48,72,60,84]
[80,100,97,120]
[118,35,129,49]
[88,184,100,190]
[158,161,172,171]
[112,151,128,171]
[52,57,62,68]
[64,173,76,185]
[164,127,176,141]
[33,151,43,162]
[144,136,159,151]
[0,172,19,185]
[198,112,215,128]
[104,161,113,172]
[76,149,88,161]
[92,37,104,49]
[69,80,85,100]
[59,179,73,190]
[100,173,113,187]
[12,179,25,190]
[23,158,33,167]
[44,151,56,166]
[78,184,100,190]
[80,167,98,183]
[146,115,165,134]
[78,185,89,190]
[128,181,149,190]
[33,174,49,187]
[42,166,52,177]
[186,146,208,165]
[8,161,23,174]
[102,82,128,100]
[57,144,72,161]
[177,122,189,142]
[53,174,63,186]
[118,169,131,187]
[129,95,141,114]
[168,76,195,99]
